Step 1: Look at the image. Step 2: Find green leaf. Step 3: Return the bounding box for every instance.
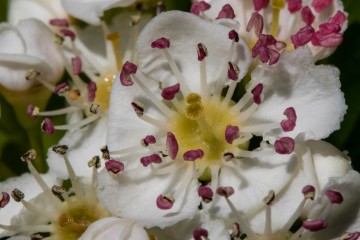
[344,0,360,24]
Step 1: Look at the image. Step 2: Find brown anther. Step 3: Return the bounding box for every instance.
[88,156,101,169]
[90,104,100,114]
[52,145,68,155]
[101,145,110,160]
[52,185,65,199]
[263,190,275,205]
[106,32,119,41]
[131,101,145,117]
[31,233,44,240]
[130,15,141,26]
[11,188,24,202]
[25,69,40,80]
[53,34,65,45]
[69,89,81,100]
[21,149,36,162]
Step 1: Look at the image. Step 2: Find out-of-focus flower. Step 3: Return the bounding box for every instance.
[96,11,346,230]
[0,19,63,91]
[8,0,67,25]
[194,0,347,62]
[0,145,143,240]
[6,1,153,179]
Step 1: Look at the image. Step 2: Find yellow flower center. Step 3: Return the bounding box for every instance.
[170,94,243,169]
[54,198,110,239]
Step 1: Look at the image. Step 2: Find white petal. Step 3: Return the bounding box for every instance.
[149,210,230,240]
[106,78,163,153]
[61,0,135,25]
[311,171,360,239]
[79,217,149,240]
[248,47,346,140]
[307,140,352,189]
[0,172,59,236]
[136,11,251,94]
[47,116,108,179]
[97,166,199,228]
[8,0,67,25]
[0,19,64,91]
[209,146,298,220]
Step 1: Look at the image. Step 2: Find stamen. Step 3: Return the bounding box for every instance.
[301,6,315,26]
[328,11,347,26]
[141,135,157,147]
[49,18,69,27]
[71,56,82,75]
[216,186,234,198]
[166,132,179,160]
[253,0,270,11]
[151,37,170,49]
[185,93,204,120]
[197,43,208,61]
[156,2,166,15]
[274,137,295,154]
[87,81,97,102]
[105,160,125,175]
[287,0,302,13]
[31,106,79,117]
[341,232,360,240]
[228,62,240,81]
[281,107,297,131]
[229,30,240,42]
[25,69,55,92]
[0,192,10,208]
[161,83,180,100]
[88,156,101,169]
[27,104,39,119]
[251,83,263,104]
[231,222,241,239]
[325,190,343,204]
[52,145,83,197]
[140,154,163,167]
[225,125,240,144]
[193,228,209,240]
[291,26,315,48]
[246,12,264,37]
[41,118,55,135]
[312,0,332,13]
[198,186,213,203]
[156,194,174,210]
[216,4,235,19]
[134,73,175,117]
[190,1,211,16]
[120,61,137,86]
[101,145,111,160]
[183,149,204,161]
[303,185,316,200]
[52,114,101,131]
[11,188,24,202]
[106,32,123,70]
[60,29,75,41]
[302,219,327,231]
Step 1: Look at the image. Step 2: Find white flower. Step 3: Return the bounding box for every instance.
[209,140,357,240]
[61,0,137,25]
[8,0,67,25]
[96,10,346,229]
[7,9,151,179]
[0,148,138,240]
[0,19,64,91]
[194,0,348,62]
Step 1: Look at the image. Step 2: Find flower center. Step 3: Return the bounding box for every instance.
[170,94,242,166]
[55,197,110,239]
[93,72,115,111]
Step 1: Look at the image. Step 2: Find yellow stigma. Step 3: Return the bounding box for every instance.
[185,93,204,120]
[271,0,286,9]
[106,32,123,71]
[93,72,115,111]
[55,198,110,239]
[171,97,242,167]
[270,0,286,36]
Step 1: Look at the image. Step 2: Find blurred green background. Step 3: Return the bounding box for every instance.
[0,0,359,181]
